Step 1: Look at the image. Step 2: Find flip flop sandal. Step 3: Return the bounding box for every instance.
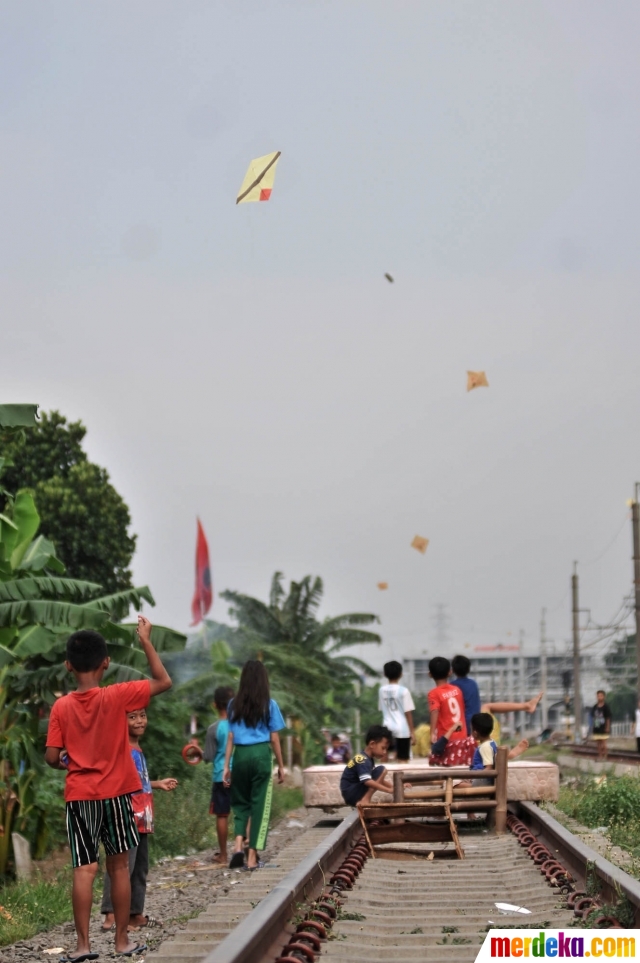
[139,916,162,928]
[229,851,244,869]
[101,923,115,932]
[241,859,265,872]
[116,945,147,958]
[59,955,99,962]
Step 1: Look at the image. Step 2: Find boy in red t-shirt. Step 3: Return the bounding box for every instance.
[427,656,476,767]
[45,616,172,962]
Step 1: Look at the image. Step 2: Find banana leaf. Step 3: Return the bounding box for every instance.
[0,600,108,630]
[0,577,102,603]
[0,405,39,428]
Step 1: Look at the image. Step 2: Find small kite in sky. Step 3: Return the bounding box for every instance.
[377,582,389,590]
[411,535,429,554]
[467,370,489,392]
[384,273,394,283]
[236,151,281,204]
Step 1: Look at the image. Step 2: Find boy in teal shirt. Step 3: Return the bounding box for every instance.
[203,686,234,865]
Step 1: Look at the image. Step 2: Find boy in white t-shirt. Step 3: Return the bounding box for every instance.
[378,661,416,761]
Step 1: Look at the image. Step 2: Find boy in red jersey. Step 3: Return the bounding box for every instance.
[427,656,476,767]
[45,616,172,962]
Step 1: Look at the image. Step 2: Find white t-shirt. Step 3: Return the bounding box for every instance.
[378,683,415,738]
[635,708,640,737]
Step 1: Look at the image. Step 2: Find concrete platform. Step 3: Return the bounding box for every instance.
[303,759,558,808]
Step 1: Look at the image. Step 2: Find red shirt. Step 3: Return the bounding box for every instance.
[427,683,468,741]
[46,681,151,802]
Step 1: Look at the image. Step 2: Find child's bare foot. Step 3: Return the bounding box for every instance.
[525,692,543,713]
[509,738,529,761]
[211,853,227,865]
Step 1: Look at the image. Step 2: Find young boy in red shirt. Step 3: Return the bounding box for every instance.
[45,616,172,962]
[427,656,476,767]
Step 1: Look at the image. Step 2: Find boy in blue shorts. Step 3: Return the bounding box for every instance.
[203,686,235,864]
[340,725,394,808]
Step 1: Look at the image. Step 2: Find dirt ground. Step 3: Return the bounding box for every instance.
[0,805,316,963]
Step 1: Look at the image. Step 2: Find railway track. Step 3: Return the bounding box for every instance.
[569,745,640,765]
[147,803,640,963]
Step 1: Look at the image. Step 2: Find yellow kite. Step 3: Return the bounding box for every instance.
[467,370,489,392]
[236,151,281,204]
[411,535,429,554]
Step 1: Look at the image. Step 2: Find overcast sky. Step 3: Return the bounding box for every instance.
[3,1,640,671]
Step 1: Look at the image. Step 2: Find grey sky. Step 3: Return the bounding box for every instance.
[3,1,640,671]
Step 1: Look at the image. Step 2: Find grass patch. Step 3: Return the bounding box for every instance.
[556,774,640,856]
[270,785,303,826]
[0,871,72,947]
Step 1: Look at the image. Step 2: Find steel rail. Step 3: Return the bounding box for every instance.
[190,803,640,963]
[200,811,361,963]
[514,800,640,926]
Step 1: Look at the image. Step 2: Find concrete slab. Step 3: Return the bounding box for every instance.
[303,759,558,807]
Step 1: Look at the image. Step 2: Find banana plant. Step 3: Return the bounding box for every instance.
[0,488,185,875]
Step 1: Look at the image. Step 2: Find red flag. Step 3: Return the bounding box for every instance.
[190,518,213,626]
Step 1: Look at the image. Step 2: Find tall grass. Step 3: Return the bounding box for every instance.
[557,774,640,856]
[0,871,73,946]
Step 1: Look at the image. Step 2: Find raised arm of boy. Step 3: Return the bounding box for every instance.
[136,616,172,696]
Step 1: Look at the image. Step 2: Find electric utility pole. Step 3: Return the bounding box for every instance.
[632,486,640,700]
[572,562,582,742]
[518,629,526,734]
[540,608,548,730]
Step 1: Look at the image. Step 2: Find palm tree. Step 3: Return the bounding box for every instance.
[220,573,381,736]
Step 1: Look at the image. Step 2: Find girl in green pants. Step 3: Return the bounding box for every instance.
[223,661,286,870]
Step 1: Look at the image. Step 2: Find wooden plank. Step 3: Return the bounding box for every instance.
[359,803,449,820]
[369,823,454,846]
[393,771,405,802]
[446,804,465,860]
[358,807,376,858]
[405,786,495,799]
[495,745,508,834]
[395,767,497,782]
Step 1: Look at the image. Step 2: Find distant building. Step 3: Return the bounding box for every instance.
[403,646,607,731]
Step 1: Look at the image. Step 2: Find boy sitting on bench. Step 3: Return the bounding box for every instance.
[470,713,529,770]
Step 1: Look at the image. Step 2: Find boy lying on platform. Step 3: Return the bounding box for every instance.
[340,725,394,808]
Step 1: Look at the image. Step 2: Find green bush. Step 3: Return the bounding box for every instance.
[149,763,217,861]
[557,775,640,857]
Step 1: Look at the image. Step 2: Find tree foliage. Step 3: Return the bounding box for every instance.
[604,632,637,720]
[0,486,185,875]
[220,572,381,740]
[2,411,136,593]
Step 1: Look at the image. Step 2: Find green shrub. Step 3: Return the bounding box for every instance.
[557,775,640,858]
[149,764,217,861]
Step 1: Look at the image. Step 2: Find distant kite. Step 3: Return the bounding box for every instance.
[236,151,281,204]
[411,535,429,554]
[384,273,394,283]
[467,370,489,392]
[377,582,389,590]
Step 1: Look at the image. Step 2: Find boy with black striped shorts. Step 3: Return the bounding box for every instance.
[45,617,172,962]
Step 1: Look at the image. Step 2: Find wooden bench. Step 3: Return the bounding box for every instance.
[358,745,509,860]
